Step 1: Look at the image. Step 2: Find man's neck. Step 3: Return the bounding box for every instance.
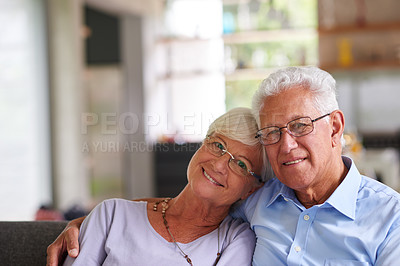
[296,157,348,209]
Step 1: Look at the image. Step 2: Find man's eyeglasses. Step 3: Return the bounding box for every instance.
[204,136,261,181]
[255,113,331,146]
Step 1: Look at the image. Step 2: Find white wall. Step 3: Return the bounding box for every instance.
[335,69,400,191]
[334,69,400,134]
[0,0,51,220]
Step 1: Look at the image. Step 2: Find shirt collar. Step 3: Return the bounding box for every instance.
[265,156,361,220]
[265,179,299,208]
[324,156,361,220]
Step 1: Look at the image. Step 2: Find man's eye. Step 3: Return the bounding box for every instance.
[264,128,280,139]
[267,129,280,136]
[291,122,308,132]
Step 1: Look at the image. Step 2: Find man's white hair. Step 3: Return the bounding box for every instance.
[252,66,339,127]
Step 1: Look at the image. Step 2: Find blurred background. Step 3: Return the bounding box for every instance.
[1,0,399,220]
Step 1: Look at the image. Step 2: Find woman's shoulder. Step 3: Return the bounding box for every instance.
[102,198,145,206]
[94,198,147,215]
[84,198,149,229]
[220,215,254,238]
[218,215,256,256]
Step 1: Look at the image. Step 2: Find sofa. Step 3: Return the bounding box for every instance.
[0,221,68,266]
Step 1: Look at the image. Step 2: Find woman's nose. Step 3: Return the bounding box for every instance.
[213,153,231,174]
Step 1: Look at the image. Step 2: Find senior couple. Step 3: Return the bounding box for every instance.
[48,66,400,265]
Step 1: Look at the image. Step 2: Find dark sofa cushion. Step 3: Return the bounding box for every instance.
[0,221,68,266]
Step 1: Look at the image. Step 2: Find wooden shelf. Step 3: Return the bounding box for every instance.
[155,37,220,44]
[223,28,316,44]
[223,0,252,4]
[320,60,400,72]
[318,22,400,35]
[225,67,281,81]
[157,70,224,81]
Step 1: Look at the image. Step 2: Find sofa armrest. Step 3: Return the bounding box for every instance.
[0,221,68,266]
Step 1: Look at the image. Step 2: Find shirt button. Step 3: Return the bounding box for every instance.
[304,214,310,221]
[295,246,301,252]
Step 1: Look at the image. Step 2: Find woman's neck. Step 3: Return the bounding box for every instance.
[147,188,232,243]
[167,190,231,228]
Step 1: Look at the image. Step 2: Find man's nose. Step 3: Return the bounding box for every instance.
[279,129,298,153]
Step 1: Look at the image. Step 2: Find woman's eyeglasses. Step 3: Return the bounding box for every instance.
[203,136,261,181]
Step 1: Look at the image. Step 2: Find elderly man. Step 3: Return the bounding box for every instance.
[47,67,400,266]
[235,66,400,265]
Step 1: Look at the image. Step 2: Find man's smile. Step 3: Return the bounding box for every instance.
[283,158,305,166]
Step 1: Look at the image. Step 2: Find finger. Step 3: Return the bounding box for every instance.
[65,227,80,258]
[46,250,57,266]
[46,241,63,266]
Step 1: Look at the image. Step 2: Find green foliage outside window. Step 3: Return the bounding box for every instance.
[223,0,317,32]
[226,38,318,70]
[225,79,262,110]
[224,0,317,109]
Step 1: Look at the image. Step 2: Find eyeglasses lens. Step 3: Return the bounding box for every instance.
[287,117,313,136]
[229,160,248,176]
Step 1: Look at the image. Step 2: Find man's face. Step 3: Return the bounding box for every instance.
[259,86,335,192]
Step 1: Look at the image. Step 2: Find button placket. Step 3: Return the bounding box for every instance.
[287,208,317,266]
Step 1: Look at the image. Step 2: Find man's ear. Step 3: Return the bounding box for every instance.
[241,182,264,200]
[330,110,345,147]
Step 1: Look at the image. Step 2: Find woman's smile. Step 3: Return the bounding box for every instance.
[203,168,223,187]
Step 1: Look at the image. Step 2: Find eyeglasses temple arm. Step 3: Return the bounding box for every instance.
[250,171,262,181]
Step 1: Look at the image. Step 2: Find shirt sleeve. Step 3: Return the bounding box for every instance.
[375,222,400,265]
[229,200,249,221]
[230,186,263,223]
[63,200,114,266]
[216,219,256,266]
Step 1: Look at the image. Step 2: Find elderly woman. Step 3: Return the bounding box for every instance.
[55,107,268,266]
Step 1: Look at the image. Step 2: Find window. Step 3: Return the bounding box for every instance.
[0,0,51,220]
[223,0,318,109]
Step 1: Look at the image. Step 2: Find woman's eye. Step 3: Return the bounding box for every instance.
[214,142,225,151]
[237,160,248,170]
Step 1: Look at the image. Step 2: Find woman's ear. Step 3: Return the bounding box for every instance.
[330,110,345,147]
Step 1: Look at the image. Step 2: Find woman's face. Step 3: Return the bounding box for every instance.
[187,133,263,207]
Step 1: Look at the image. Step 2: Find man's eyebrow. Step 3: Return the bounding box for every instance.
[264,115,307,127]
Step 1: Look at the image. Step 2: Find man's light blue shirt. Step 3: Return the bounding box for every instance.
[233,156,400,265]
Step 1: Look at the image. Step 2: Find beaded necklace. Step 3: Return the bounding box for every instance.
[153,198,221,265]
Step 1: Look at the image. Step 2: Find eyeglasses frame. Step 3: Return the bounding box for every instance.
[255,113,332,146]
[204,136,262,181]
